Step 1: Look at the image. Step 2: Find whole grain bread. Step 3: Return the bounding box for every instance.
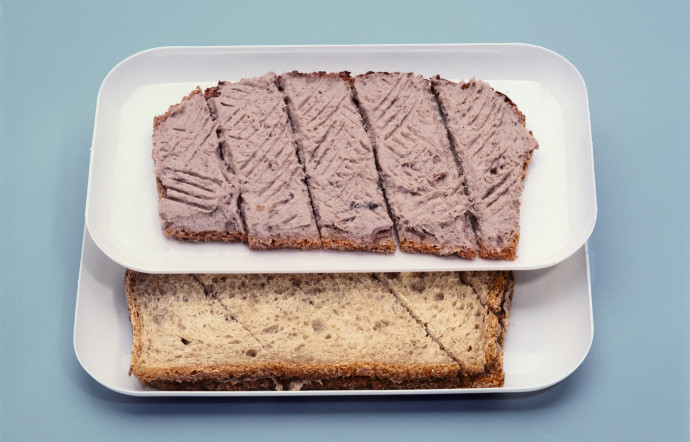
[125,269,513,391]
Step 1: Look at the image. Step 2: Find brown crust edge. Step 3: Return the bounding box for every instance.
[399,238,477,259]
[320,235,397,254]
[125,269,144,378]
[248,235,322,251]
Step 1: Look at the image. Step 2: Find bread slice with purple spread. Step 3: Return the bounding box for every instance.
[151,88,246,242]
[431,77,538,260]
[352,72,477,258]
[279,72,395,253]
[207,74,321,250]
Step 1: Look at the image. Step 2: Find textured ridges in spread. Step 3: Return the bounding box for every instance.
[431,77,538,260]
[352,72,477,258]
[208,73,321,250]
[279,71,395,253]
[152,72,537,260]
[126,270,512,391]
[151,88,246,242]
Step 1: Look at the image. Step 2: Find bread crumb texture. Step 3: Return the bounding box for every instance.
[125,269,513,391]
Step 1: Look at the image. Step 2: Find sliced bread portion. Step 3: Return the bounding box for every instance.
[207,73,321,250]
[279,72,395,253]
[376,271,513,387]
[431,77,539,260]
[352,72,476,258]
[194,272,460,388]
[126,270,515,391]
[151,88,245,242]
[125,270,271,389]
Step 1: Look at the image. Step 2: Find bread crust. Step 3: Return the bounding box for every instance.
[152,87,203,132]
[399,238,477,259]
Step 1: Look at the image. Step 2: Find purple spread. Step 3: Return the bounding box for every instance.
[279,72,395,251]
[353,73,476,256]
[208,73,320,249]
[431,77,538,257]
[152,90,244,237]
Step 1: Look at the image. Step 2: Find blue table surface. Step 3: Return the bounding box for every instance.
[1,1,688,440]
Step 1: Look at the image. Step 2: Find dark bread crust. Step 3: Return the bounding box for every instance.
[147,375,465,391]
[320,236,397,254]
[399,238,477,259]
[153,87,203,132]
[137,357,504,391]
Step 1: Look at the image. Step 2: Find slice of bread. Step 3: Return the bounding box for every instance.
[352,72,477,258]
[126,270,513,391]
[152,88,246,242]
[279,72,396,253]
[207,74,321,250]
[376,271,513,386]
[431,77,539,260]
[125,271,268,387]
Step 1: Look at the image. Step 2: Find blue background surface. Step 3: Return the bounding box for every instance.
[1,0,688,440]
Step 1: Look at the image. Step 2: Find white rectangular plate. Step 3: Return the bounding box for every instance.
[85,44,596,273]
[74,227,593,396]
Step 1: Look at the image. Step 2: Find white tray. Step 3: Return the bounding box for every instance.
[73,227,593,396]
[85,44,596,273]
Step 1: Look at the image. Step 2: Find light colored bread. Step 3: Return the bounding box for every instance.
[125,271,266,385]
[126,270,513,391]
[377,271,513,385]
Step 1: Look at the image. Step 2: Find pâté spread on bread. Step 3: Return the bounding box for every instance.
[151,71,538,260]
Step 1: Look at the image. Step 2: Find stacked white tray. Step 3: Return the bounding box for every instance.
[74,44,597,395]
